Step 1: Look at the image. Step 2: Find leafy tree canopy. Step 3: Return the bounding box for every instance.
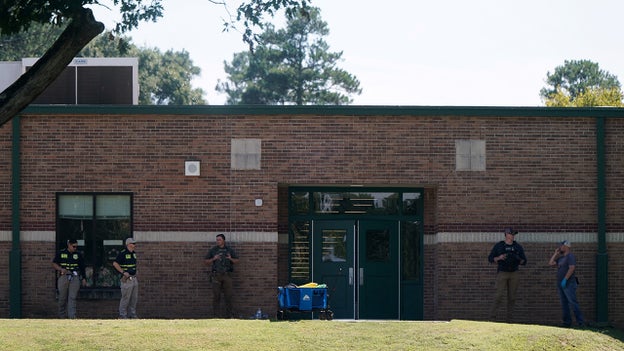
[217,6,361,105]
[83,33,207,105]
[541,59,622,106]
[545,87,624,107]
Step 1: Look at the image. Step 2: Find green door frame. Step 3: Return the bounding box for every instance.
[288,186,424,320]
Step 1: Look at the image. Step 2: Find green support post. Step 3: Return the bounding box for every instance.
[9,115,22,318]
[595,116,608,326]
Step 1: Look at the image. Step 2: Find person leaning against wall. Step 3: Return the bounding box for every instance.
[204,234,240,318]
[52,238,87,318]
[113,237,139,319]
[487,227,527,323]
[548,240,585,328]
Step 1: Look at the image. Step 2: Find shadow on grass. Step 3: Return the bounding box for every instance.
[584,325,624,344]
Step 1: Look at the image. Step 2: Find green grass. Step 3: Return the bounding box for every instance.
[0,319,623,350]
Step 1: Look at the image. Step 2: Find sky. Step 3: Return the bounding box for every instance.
[89,0,624,106]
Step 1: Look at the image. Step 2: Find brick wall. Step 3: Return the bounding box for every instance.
[0,108,622,324]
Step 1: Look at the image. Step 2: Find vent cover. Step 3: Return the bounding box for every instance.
[185,161,200,176]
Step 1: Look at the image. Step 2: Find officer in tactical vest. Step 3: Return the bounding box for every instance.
[52,238,87,318]
[113,237,139,318]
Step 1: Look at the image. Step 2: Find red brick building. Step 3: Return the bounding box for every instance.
[1,105,622,325]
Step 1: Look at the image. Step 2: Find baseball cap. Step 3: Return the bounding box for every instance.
[504,227,518,235]
[560,240,571,247]
[125,237,137,245]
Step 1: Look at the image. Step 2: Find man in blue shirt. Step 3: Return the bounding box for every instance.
[549,240,585,327]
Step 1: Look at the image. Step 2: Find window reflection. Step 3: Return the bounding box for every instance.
[313,192,399,215]
[57,193,131,288]
[403,193,421,215]
[322,229,347,262]
[290,192,309,215]
[290,221,310,282]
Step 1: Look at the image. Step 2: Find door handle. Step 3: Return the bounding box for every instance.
[348,267,354,286]
[359,268,364,286]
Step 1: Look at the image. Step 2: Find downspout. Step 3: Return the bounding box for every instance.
[595,116,608,325]
[9,115,22,318]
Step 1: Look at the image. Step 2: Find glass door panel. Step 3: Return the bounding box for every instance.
[313,221,355,319]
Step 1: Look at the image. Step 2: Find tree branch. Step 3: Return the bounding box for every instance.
[0,8,104,127]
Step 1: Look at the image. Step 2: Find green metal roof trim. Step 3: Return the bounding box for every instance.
[21,104,624,118]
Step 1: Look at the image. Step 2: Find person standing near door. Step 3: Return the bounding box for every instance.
[204,234,239,318]
[548,240,585,328]
[487,227,527,323]
[113,237,139,319]
[52,238,87,318]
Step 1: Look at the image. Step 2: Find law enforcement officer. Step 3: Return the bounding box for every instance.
[52,238,87,318]
[113,237,138,319]
[204,234,239,318]
[487,227,527,322]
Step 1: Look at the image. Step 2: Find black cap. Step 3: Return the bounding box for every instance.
[504,227,518,235]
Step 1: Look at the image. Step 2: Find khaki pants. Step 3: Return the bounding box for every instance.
[489,271,520,322]
[119,276,139,318]
[212,272,234,318]
[57,274,81,318]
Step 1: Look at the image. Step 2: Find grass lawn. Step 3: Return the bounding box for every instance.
[0,319,623,351]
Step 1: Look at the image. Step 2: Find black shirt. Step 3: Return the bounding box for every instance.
[115,249,137,275]
[53,248,86,278]
[488,240,527,272]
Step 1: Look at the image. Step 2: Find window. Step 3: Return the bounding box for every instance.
[290,221,310,282]
[57,193,132,288]
[456,139,486,171]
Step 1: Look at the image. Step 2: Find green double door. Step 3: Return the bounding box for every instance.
[313,220,399,319]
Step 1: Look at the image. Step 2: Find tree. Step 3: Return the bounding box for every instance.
[545,87,624,107]
[0,0,309,127]
[541,59,623,106]
[82,34,206,105]
[216,7,361,105]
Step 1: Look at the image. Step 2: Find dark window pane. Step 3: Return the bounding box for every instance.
[366,229,390,262]
[290,191,309,215]
[403,193,422,215]
[401,221,421,281]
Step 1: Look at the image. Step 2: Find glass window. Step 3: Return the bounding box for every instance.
[402,193,422,216]
[322,229,347,263]
[290,221,310,283]
[290,191,309,215]
[366,229,390,262]
[313,192,399,215]
[57,193,132,288]
[401,220,422,281]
